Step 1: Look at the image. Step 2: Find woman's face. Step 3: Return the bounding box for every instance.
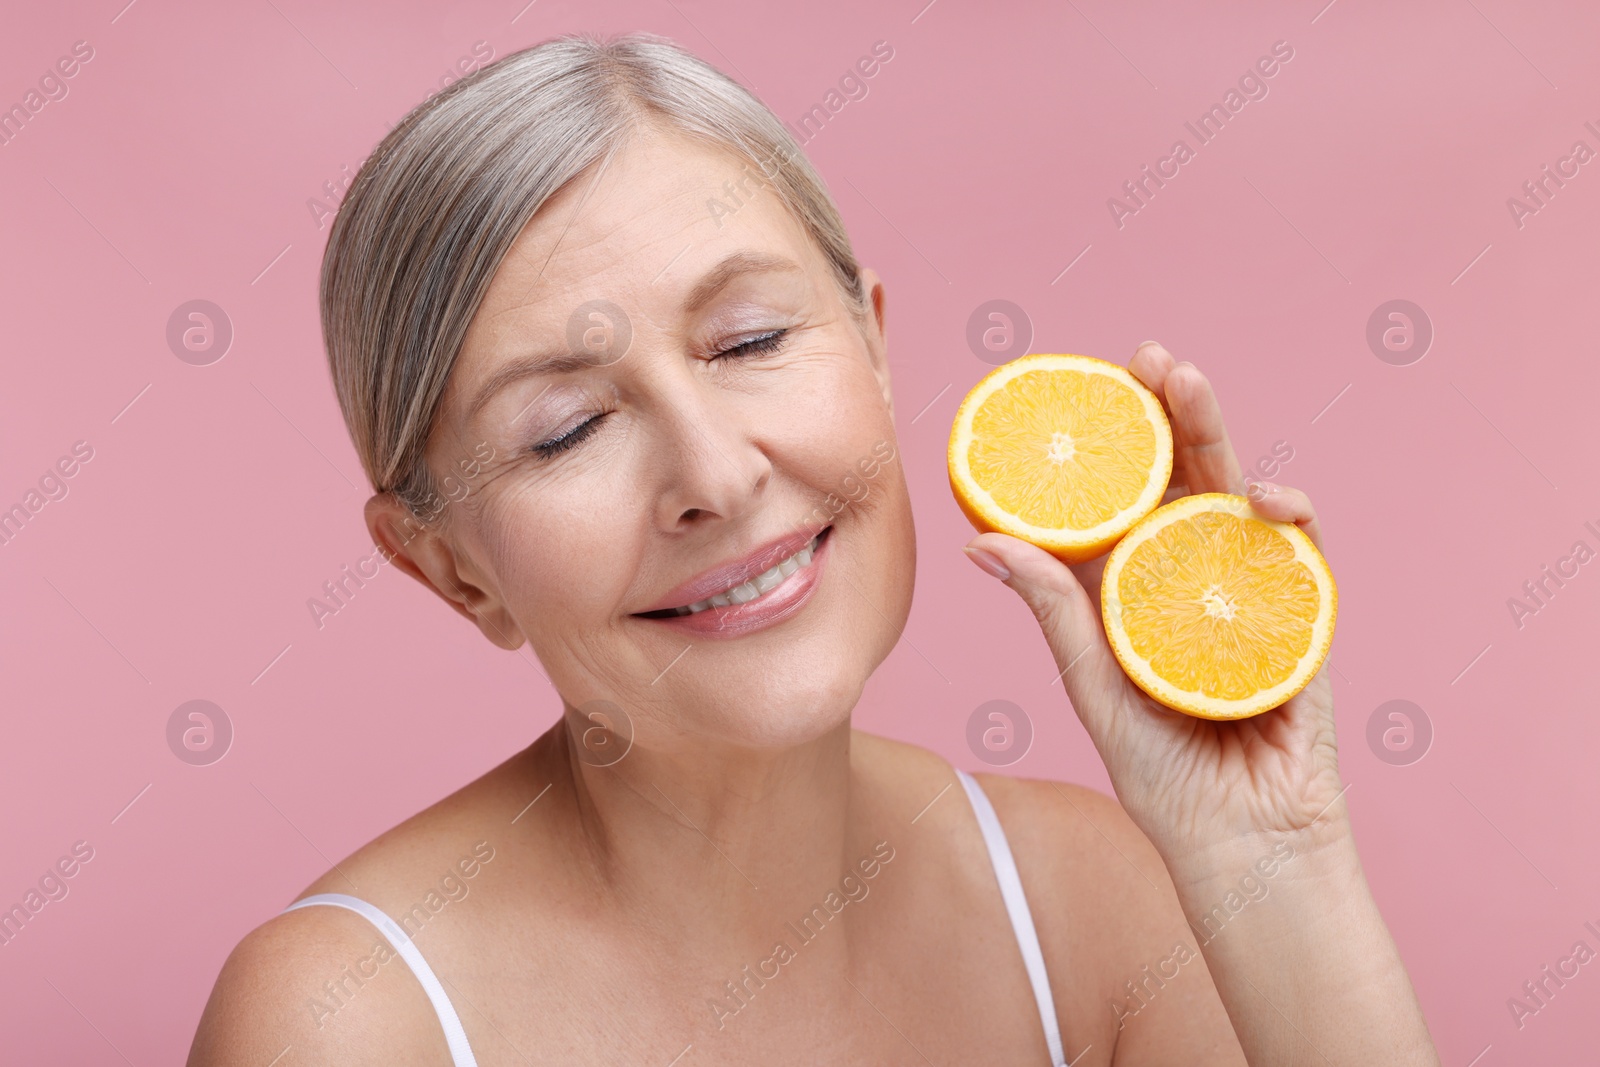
[391,124,915,752]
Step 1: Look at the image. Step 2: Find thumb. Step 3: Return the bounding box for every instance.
[962,532,1127,738]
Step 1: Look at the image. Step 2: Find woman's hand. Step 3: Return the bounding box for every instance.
[961,340,1344,872]
[963,342,1441,1065]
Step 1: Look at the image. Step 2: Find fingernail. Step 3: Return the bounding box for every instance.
[1135,340,1162,353]
[963,545,1010,581]
[1249,480,1280,498]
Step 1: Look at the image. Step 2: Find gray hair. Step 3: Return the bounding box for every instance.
[320,31,868,521]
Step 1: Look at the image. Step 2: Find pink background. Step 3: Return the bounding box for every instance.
[3,0,1597,1061]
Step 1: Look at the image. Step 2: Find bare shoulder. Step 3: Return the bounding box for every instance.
[849,727,964,795]
[849,729,1154,887]
[189,744,538,1066]
[966,771,1169,925]
[848,731,1244,1064]
[972,771,1246,1065]
[186,902,451,1066]
[957,771,1181,986]
[849,730,1167,922]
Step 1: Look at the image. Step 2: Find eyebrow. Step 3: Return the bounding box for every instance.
[464,249,805,424]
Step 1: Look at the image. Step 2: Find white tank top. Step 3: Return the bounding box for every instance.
[283,769,1067,1065]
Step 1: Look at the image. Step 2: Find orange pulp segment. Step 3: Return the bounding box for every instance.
[1100,493,1337,719]
[947,353,1173,563]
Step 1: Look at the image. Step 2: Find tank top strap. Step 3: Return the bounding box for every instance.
[283,892,478,1067]
[956,769,1068,1067]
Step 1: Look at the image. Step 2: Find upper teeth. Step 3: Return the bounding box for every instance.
[669,533,822,615]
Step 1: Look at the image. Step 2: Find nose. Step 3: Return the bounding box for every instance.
[648,368,773,532]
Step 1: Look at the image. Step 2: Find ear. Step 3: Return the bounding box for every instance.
[363,492,526,651]
[858,267,892,419]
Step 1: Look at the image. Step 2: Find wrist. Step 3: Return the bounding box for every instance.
[1156,807,1363,902]
[1149,810,1442,1066]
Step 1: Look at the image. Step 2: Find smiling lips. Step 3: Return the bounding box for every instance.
[633,523,830,614]
[632,525,833,636]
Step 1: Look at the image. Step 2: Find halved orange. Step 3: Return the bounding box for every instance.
[1101,493,1337,719]
[948,354,1173,563]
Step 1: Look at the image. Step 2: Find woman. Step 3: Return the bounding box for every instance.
[190,32,1439,1066]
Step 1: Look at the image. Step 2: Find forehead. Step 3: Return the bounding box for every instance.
[464,126,818,351]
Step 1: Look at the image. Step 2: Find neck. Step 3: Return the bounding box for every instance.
[533,712,872,952]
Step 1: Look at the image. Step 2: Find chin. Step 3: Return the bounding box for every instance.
[688,665,868,751]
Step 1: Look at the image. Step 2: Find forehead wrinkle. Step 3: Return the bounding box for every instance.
[487,179,717,331]
[512,146,619,309]
[493,146,714,306]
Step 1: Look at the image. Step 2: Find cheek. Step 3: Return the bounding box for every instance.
[783,353,913,624]
[768,353,896,485]
[473,477,640,624]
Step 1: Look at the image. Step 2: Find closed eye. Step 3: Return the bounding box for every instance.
[532,414,605,458]
[715,329,788,360]
[531,330,790,459]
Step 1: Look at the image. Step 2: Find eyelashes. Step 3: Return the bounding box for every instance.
[532,415,605,458]
[528,329,791,460]
[717,329,788,360]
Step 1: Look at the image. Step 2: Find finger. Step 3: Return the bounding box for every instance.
[963,532,1132,741]
[1244,481,1325,553]
[1128,340,1178,400]
[1129,343,1244,497]
[1162,360,1245,496]
[1130,342,1200,494]
[1066,551,1107,605]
